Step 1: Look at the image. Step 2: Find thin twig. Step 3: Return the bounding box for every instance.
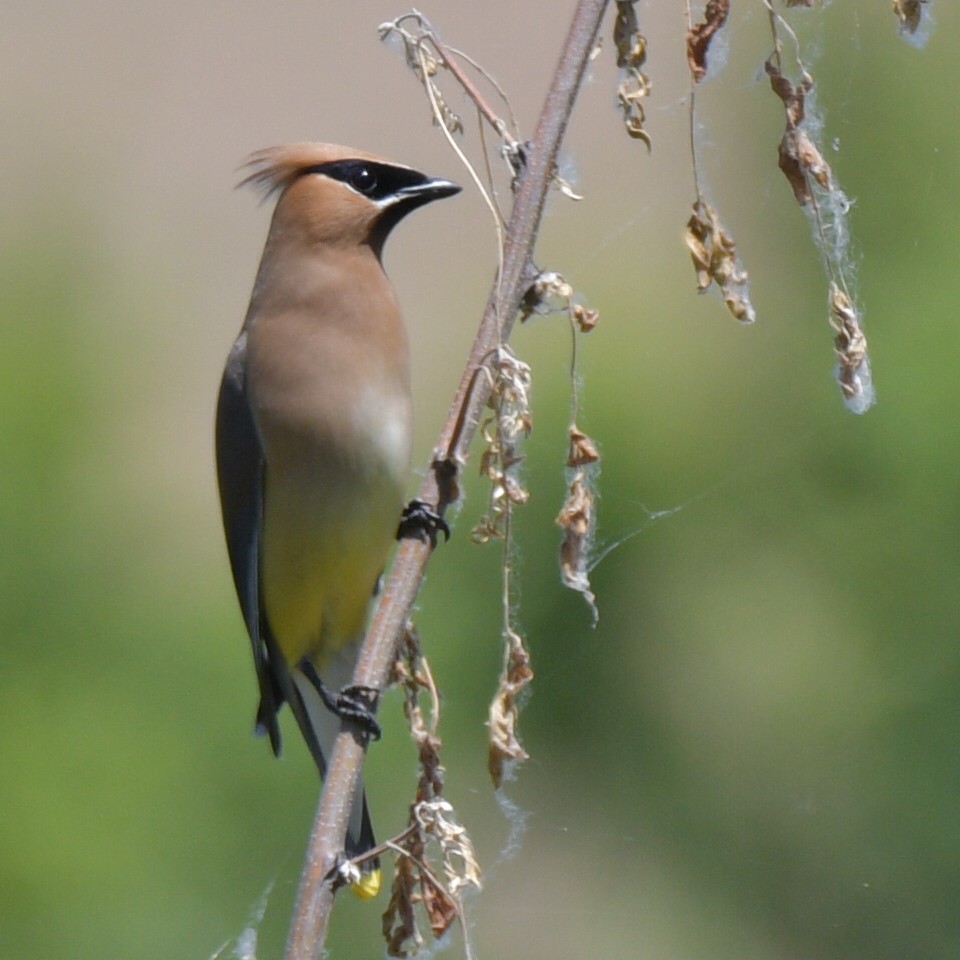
[282,3,610,958]
[420,15,522,153]
[416,40,507,311]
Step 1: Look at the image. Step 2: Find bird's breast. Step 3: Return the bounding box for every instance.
[245,307,413,662]
[247,302,413,478]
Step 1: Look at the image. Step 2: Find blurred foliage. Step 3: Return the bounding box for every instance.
[2,2,959,959]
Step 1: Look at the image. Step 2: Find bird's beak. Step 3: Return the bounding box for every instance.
[397,177,462,203]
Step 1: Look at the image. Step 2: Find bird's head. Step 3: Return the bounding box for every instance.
[240,143,460,255]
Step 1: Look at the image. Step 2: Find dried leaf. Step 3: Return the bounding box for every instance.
[686,0,730,83]
[766,57,832,207]
[765,6,873,411]
[521,270,572,320]
[503,471,530,506]
[797,131,830,189]
[556,426,601,620]
[488,628,533,788]
[617,72,652,147]
[571,302,600,333]
[614,0,652,147]
[395,624,445,800]
[557,472,598,619]
[778,128,831,205]
[613,0,643,67]
[415,799,482,899]
[775,132,805,205]
[421,875,458,938]
[685,200,756,323]
[383,853,421,957]
[555,172,584,201]
[766,58,811,127]
[522,272,599,336]
[557,476,593,541]
[893,0,926,33]
[384,633,481,956]
[471,348,532,543]
[567,426,600,468]
[828,282,875,413]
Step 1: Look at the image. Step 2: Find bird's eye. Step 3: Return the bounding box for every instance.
[349,166,378,195]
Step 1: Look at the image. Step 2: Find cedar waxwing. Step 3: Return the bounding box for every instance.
[215,143,460,897]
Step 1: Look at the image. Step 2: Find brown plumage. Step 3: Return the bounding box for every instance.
[216,143,459,895]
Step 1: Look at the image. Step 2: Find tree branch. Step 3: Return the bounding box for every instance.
[283,3,610,957]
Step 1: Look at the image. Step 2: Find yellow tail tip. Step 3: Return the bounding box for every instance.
[351,867,381,900]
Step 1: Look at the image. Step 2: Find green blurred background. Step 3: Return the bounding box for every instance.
[2,2,958,958]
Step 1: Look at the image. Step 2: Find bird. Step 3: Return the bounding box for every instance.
[215,143,460,898]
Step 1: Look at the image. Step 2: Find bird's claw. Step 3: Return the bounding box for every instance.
[336,684,382,742]
[298,660,382,742]
[397,498,450,548]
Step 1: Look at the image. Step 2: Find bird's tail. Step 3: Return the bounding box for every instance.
[286,649,381,899]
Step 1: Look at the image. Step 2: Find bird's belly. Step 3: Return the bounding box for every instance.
[259,443,406,669]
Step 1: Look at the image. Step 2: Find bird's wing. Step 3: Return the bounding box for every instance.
[214,331,284,754]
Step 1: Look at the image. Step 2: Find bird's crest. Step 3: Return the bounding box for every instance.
[238,143,403,199]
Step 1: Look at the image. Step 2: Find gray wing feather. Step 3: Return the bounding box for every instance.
[215,332,377,859]
[215,332,285,754]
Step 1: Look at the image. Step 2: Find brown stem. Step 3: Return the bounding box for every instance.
[419,16,519,148]
[283,3,610,958]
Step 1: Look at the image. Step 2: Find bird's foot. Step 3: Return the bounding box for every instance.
[336,684,382,742]
[298,661,382,742]
[397,498,450,548]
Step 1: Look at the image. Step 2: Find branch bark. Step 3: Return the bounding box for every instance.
[284,3,610,957]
